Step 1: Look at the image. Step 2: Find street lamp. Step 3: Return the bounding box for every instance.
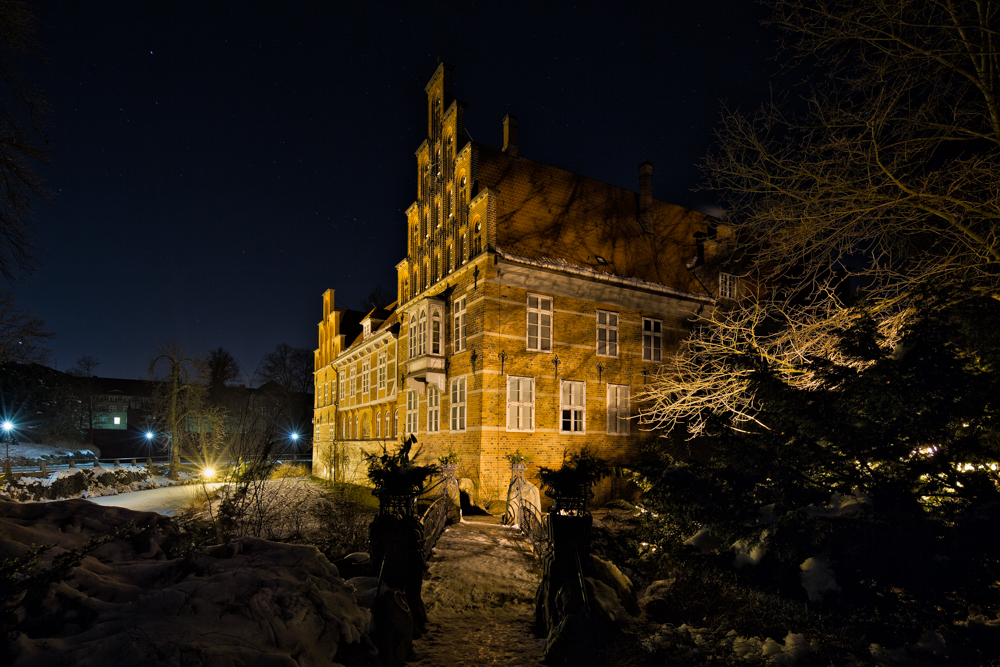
[2,420,16,482]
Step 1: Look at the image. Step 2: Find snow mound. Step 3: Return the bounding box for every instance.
[800,556,840,602]
[805,489,872,519]
[683,527,723,553]
[1,499,369,666]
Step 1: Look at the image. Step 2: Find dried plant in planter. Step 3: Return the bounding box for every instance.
[364,436,438,501]
[538,448,609,513]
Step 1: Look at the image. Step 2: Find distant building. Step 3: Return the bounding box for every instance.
[313,64,715,500]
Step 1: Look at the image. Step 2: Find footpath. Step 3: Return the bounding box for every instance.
[409,516,545,666]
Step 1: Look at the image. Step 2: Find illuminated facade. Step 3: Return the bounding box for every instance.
[314,64,715,500]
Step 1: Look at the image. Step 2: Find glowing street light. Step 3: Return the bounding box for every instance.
[145,431,154,440]
[2,420,12,432]
[290,432,300,442]
[2,419,16,482]
[202,467,216,479]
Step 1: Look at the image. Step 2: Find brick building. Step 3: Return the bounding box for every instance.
[313,64,717,502]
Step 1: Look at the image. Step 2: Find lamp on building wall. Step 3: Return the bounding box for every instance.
[473,264,480,290]
[642,368,649,385]
[470,349,478,375]
[552,355,560,378]
[498,350,507,375]
[597,362,604,383]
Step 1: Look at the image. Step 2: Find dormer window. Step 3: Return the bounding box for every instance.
[363,321,371,338]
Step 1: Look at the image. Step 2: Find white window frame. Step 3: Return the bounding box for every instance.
[339,373,346,403]
[560,380,586,433]
[607,384,631,435]
[427,386,440,432]
[453,296,467,353]
[430,305,443,355]
[526,294,553,352]
[450,376,466,431]
[394,410,398,436]
[506,376,535,432]
[385,412,392,438]
[643,318,662,362]
[720,272,738,300]
[350,366,357,399]
[376,411,381,438]
[417,309,427,356]
[409,314,418,359]
[377,351,387,390]
[406,390,418,434]
[362,358,370,395]
[596,310,619,357]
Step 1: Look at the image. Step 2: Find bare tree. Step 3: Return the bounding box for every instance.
[147,342,203,479]
[67,355,100,445]
[0,2,50,283]
[260,343,313,395]
[643,0,1000,435]
[206,346,241,401]
[0,290,52,364]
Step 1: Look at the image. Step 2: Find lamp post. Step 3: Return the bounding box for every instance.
[2,420,16,483]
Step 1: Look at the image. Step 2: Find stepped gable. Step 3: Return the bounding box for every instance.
[474,144,707,295]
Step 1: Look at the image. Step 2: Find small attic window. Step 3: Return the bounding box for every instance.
[363,321,371,338]
[595,256,608,266]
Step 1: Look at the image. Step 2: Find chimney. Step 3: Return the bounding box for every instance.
[503,114,519,157]
[637,162,653,230]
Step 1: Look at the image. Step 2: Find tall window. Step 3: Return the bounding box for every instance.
[376,411,381,438]
[607,384,631,435]
[350,366,357,399]
[526,295,553,352]
[406,390,418,434]
[506,376,535,431]
[450,377,466,431]
[377,351,387,390]
[386,412,392,438]
[431,309,442,355]
[720,272,738,300]
[427,387,440,432]
[417,310,427,356]
[353,415,358,439]
[394,410,398,437]
[342,418,346,439]
[560,380,586,433]
[409,313,418,359]
[643,318,662,362]
[339,373,346,403]
[454,297,467,352]
[596,310,619,357]
[362,358,370,395]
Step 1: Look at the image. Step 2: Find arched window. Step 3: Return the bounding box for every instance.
[417,309,427,356]
[394,410,398,436]
[353,415,358,439]
[341,418,346,439]
[386,412,392,438]
[375,411,381,438]
[431,307,442,355]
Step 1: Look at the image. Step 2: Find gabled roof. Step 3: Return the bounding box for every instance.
[340,305,400,360]
[474,145,709,296]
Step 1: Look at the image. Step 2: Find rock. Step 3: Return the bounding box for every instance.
[591,555,640,616]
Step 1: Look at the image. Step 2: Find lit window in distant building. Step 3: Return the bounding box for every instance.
[113,417,121,425]
[377,352,387,390]
[417,309,427,356]
[109,406,117,412]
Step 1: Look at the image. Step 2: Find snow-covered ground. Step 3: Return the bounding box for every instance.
[410,518,545,666]
[5,440,97,463]
[0,499,370,667]
[88,482,225,514]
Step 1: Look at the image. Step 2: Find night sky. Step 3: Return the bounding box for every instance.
[13,0,775,382]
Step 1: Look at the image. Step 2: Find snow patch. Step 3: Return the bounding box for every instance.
[800,557,840,602]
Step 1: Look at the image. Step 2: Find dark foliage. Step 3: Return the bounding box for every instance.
[638,290,1000,653]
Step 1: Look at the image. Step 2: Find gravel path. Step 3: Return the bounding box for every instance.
[409,518,545,666]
